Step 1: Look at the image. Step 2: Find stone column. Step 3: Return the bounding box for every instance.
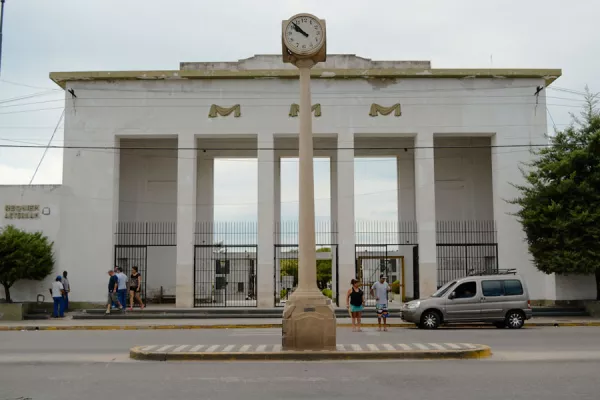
[176,134,197,308]
[415,132,437,297]
[60,127,120,303]
[491,130,555,300]
[194,154,214,304]
[329,151,339,303]
[397,151,416,223]
[257,133,276,308]
[336,131,356,298]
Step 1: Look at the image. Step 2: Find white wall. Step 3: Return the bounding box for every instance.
[555,274,597,301]
[119,139,177,222]
[56,57,575,302]
[0,185,62,302]
[146,246,177,298]
[434,137,494,221]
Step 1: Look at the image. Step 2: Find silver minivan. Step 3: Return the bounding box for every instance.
[401,270,532,329]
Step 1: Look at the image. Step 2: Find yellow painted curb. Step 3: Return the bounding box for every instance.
[128,345,492,362]
[1,322,599,332]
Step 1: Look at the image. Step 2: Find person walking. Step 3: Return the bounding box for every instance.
[128,266,144,311]
[371,275,391,331]
[105,270,123,315]
[346,279,365,332]
[49,276,65,318]
[115,267,128,311]
[62,271,70,312]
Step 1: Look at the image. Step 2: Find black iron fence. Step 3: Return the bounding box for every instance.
[274,220,338,306]
[114,222,177,306]
[436,220,498,287]
[354,220,418,304]
[194,221,258,307]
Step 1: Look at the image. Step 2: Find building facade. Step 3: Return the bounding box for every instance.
[2,54,596,306]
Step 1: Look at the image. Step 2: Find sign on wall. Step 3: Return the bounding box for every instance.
[4,205,40,219]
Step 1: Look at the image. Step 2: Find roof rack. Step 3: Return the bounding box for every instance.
[467,268,517,276]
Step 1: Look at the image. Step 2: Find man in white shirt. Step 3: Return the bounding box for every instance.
[371,275,391,331]
[116,267,128,311]
[49,276,65,318]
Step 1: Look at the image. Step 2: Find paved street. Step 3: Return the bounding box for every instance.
[1,327,600,399]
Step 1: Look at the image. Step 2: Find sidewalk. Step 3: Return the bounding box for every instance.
[1,316,599,331]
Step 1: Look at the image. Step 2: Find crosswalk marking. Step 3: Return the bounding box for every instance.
[382,344,395,351]
[412,343,429,350]
[189,345,205,352]
[256,345,267,352]
[205,345,220,352]
[173,345,189,352]
[367,344,379,351]
[156,345,175,352]
[445,343,461,349]
[141,345,158,352]
[239,345,251,352]
[461,343,476,349]
[222,345,235,352]
[272,345,282,352]
[351,344,362,351]
[428,343,446,350]
[397,343,412,350]
[336,344,346,351]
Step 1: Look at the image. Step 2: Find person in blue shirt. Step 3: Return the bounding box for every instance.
[105,270,123,315]
[49,276,65,318]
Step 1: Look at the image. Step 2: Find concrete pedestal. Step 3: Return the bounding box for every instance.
[282,289,337,350]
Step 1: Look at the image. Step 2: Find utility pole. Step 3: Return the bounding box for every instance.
[0,0,6,76]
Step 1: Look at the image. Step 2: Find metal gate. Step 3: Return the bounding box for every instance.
[436,244,499,287]
[436,221,498,288]
[355,244,413,305]
[355,220,418,304]
[274,244,338,307]
[194,245,258,307]
[114,222,177,306]
[114,245,147,302]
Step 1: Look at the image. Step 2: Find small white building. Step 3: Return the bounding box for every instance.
[1,54,596,307]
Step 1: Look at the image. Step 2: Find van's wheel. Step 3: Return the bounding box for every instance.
[419,311,441,329]
[494,322,506,329]
[505,310,525,329]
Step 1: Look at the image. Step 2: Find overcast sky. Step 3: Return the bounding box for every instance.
[0,0,598,221]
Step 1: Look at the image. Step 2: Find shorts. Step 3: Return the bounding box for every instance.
[129,286,138,292]
[376,303,389,318]
[106,292,118,306]
[349,304,364,313]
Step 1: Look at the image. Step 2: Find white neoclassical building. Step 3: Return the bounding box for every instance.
[2,54,596,307]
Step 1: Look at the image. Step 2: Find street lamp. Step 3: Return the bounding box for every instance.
[0,0,6,76]
[281,13,336,351]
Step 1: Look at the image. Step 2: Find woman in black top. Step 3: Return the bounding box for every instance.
[346,279,365,332]
[128,266,145,311]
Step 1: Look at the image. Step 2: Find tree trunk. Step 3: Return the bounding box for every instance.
[1,283,11,303]
[596,270,600,301]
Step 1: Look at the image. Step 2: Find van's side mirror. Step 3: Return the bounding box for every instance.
[449,292,456,300]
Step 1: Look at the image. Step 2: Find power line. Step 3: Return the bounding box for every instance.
[0,94,588,110]
[0,79,61,91]
[0,90,59,105]
[28,110,65,185]
[0,142,551,151]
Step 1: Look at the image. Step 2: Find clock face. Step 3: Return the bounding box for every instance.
[284,15,325,56]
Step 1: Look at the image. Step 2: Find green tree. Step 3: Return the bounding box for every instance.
[511,88,600,300]
[279,247,333,290]
[0,225,55,303]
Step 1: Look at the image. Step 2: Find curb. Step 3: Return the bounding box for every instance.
[129,345,492,362]
[2,322,600,332]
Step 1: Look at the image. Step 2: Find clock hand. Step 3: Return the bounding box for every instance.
[292,22,309,37]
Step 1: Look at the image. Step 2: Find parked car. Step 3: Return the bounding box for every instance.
[401,270,532,329]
